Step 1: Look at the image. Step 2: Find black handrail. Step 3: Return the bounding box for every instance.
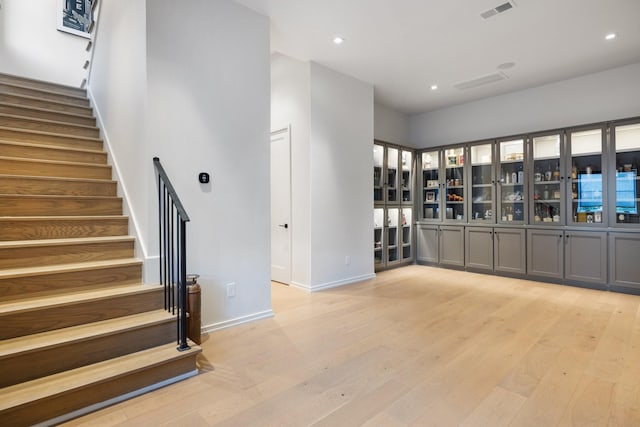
[153,157,190,351]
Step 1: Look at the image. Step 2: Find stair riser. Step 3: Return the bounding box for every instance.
[0,218,129,241]
[0,263,142,301]
[0,128,102,151]
[0,83,90,107]
[0,196,122,216]
[0,158,111,179]
[0,104,96,126]
[0,355,196,427]
[0,320,175,388]
[0,176,117,197]
[0,93,93,116]
[0,240,134,270]
[0,74,87,98]
[0,116,99,138]
[0,142,106,164]
[0,289,163,339]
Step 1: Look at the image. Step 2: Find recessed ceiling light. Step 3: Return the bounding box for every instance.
[430,84,438,91]
[333,36,345,45]
[605,33,617,40]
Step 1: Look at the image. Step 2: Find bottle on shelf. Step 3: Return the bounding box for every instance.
[553,162,560,181]
[545,163,553,181]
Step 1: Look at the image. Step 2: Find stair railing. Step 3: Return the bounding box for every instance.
[153,157,190,351]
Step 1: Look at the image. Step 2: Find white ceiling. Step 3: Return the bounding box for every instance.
[234,0,640,115]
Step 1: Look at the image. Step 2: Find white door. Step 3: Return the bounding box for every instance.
[271,127,292,284]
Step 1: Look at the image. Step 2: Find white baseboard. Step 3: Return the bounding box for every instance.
[290,281,312,291]
[202,309,274,333]
[308,273,376,292]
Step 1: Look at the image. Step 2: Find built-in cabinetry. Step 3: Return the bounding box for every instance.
[527,228,607,286]
[416,224,464,268]
[413,116,640,292]
[374,141,414,270]
[465,227,526,274]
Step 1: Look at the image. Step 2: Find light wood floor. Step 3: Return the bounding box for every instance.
[62,265,640,426]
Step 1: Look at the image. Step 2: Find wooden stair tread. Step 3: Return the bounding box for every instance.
[0,310,173,359]
[0,236,134,250]
[0,258,142,281]
[0,126,101,142]
[0,215,127,221]
[0,342,201,411]
[0,194,118,201]
[0,93,93,117]
[0,102,93,121]
[0,174,115,185]
[0,73,87,97]
[0,139,104,154]
[0,112,98,131]
[0,155,110,169]
[0,81,88,102]
[0,283,160,315]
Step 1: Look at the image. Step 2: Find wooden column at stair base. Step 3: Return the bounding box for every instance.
[0,356,197,427]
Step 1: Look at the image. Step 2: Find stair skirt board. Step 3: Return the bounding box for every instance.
[34,370,198,427]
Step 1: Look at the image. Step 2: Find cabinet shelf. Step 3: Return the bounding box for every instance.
[472,183,493,188]
[534,199,561,203]
[402,243,411,248]
[534,180,561,185]
[501,183,524,187]
[447,185,464,189]
[446,201,464,204]
[472,200,492,204]
[423,201,438,205]
[500,159,524,164]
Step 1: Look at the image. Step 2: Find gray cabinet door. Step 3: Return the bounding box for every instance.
[609,233,640,289]
[465,227,493,271]
[565,231,607,284]
[494,228,526,275]
[527,229,564,279]
[417,224,439,263]
[440,226,465,267]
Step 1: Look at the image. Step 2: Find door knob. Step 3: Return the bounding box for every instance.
[278,224,289,229]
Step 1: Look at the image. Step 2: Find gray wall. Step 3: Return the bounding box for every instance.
[410,62,640,147]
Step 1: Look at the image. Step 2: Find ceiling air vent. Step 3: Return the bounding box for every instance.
[454,72,509,91]
[480,1,516,20]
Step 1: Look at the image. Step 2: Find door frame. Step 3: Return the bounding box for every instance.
[270,125,293,284]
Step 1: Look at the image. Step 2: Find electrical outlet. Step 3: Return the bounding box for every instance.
[226,282,236,298]
[345,256,351,265]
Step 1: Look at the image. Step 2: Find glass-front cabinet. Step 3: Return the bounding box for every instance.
[387,147,399,203]
[401,150,413,203]
[374,141,415,270]
[373,144,384,204]
[497,138,526,223]
[401,208,413,260]
[531,133,564,225]
[612,122,640,225]
[421,150,440,221]
[444,146,466,222]
[469,142,494,223]
[567,127,605,226]
[373,208,384,267]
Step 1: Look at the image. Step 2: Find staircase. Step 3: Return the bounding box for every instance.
[0,73,201,426]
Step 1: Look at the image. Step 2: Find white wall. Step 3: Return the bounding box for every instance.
[90,0,272,331]
[410,62,640,147]
[309,63,375,289]
[374,103,410,147]
[271,53,312,288]
[0,0,89,86]
[88,0,152,278]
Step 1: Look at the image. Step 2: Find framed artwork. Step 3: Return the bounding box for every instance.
[57,0,94,38]
[426,192,436,202]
